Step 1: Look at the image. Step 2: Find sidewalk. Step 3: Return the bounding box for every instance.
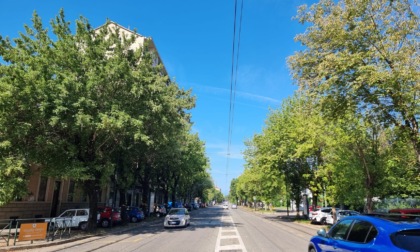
[0,218,161,252]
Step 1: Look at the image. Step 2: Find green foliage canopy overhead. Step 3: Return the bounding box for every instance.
[288,0,420,166]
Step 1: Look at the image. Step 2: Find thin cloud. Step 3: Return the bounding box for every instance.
[192,84,281,105]
[206,142,243,160]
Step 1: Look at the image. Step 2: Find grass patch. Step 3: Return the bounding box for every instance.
[294,218,312,224]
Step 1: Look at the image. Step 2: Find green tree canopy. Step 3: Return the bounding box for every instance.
[0,10,210,229]
[288,0,420,167]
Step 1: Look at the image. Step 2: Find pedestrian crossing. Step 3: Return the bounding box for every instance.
[214,215,247,252]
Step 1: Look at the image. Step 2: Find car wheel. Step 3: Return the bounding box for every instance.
[321,218,327,225]
[101,219,110,228]
[79,222,88,231]
[308,246,317,252]
[131,216,138,223]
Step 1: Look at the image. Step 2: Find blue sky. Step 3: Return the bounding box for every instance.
[1,0,317,195]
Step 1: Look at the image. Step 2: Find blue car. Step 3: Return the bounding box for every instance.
[308,215,420,252]
[127,207,145,223]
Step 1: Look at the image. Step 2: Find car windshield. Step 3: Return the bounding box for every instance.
[168,209,185,215]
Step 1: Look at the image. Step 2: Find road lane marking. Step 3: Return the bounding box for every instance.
[215,216,247,252]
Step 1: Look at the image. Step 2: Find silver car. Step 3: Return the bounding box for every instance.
[164,208,190,228]
[326,210,360,225]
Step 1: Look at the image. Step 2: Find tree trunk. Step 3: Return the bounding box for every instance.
[119,188,127,206]
[141,181,150,216]
[312,194,318,209]
[294,195,301,216]
[171,189,176,204]
[164,187,169,204]
[171,175,179,203]
[365,192,374,214]
[85,180,99,232]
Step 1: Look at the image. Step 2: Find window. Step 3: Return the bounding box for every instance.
[329,219,353,240]
[67,181,75,202]
[347,220,377,243]
[391,229,420,251]
[77,210,88,216]
[62,210,76,217]
[82,192,88,202]
[37,176,48,201]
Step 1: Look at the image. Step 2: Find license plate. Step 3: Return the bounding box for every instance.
[169,221,177,225]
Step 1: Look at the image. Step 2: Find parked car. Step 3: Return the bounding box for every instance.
[308,215,420,252]
[45,208,89,231]
[97,206,122,228]
[168,202,183,208]
[309,205,321,212]
[326,210,360,225]
[184,203,193,211]
[311,207,340,225]
[309,207,320,220]
[163,208,190,228]
[389,208,420,219]
[155,204,167,217]
[231,204,237,209]
[127,206,145,222]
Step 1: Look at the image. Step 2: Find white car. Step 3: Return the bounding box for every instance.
[311,207,340,225]
[223,204,229,210]
[326,210,360,225]
[164,208,190,228]
[231,204,237,209]
[45,208,89,230]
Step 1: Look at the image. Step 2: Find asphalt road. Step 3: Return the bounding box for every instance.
[15,206,319,252]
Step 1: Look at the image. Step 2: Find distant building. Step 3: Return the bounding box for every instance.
[95,21,167,75]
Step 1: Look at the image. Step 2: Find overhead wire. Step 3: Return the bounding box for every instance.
[226,0,244,195]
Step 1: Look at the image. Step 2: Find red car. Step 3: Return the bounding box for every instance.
[97,207,122,228]
[389,208,420,219]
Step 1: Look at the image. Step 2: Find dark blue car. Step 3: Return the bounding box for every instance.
[308,215,420,252]
[127,207,145,223]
